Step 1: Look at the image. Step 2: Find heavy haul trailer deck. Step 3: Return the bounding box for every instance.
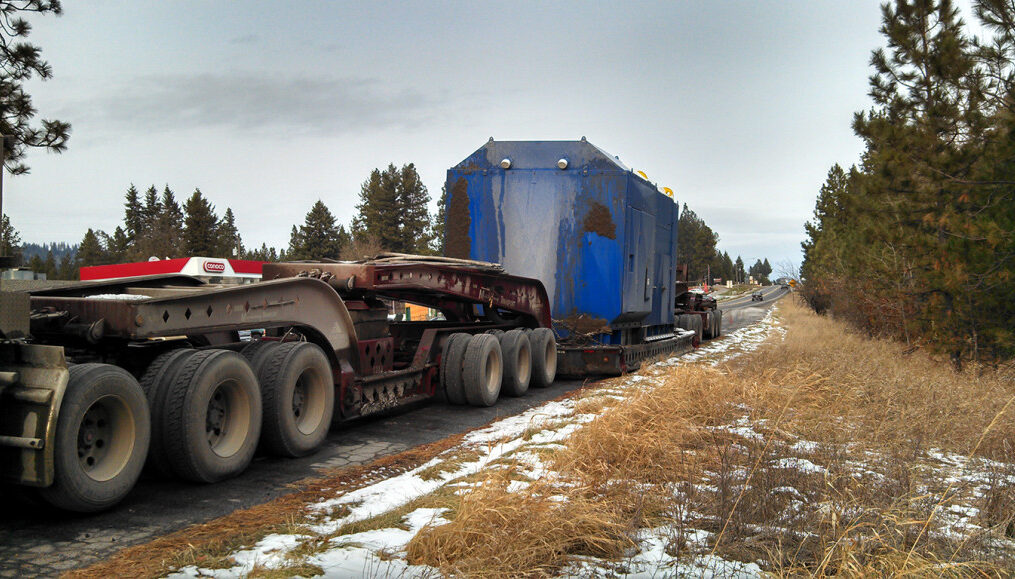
[1,256,557,512]
[446,138,695,376]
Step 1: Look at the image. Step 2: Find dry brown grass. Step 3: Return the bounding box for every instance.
[67,297,1015,577]
[405,470,636,577]
[740,298,1015,461]
[63,433,469,579]
[407,297,1015,576]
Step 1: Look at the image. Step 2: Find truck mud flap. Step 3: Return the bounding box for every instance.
[0,343,69,487]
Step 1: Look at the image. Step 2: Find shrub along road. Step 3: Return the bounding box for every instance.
[0,288,788,577]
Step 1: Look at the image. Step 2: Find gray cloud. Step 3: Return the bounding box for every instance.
[229,34,259,45]
[68,74,442,137]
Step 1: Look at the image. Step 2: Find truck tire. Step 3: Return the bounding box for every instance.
[440,333,470,405]
[690,315,703,345]
[162,350,262,483]
[256,342,334,457]
[140,348,197,476]
[528,328,557,388]
[714,310,722,338]
[463,333,503,407]
[498,329,531,397]
[241,339,280,376]
[703,311,715,339]
[40,364,150,513]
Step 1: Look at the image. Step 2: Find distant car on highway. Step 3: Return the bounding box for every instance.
[751,291,764,302]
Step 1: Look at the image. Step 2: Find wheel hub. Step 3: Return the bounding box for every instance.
[77,404,111,472]
[292,382,306,419]
[206,389,228,447]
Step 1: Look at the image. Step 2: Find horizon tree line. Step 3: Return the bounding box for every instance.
[6,176,768,287]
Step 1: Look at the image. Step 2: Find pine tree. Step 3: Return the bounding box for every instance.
[431,183,447,255]
[677,204,719,282]
[28,253,42,273]
[158,186,184,253]
[141,186,161,230]
[216,207,243,258]
[0,213,21,264]
[799,0,1015,360]
[183,189,220,256]
[722,252,734,282]
[289,200,344,260]
[396,163,433,254]
[287,225,302,259]
[352,166,400,251]
[734,256,745,284]
[352,163,434,254]
[76,228,105,268]
[123,184,143,242]
[0,0,71,175]
[106,226,130,263]
[43,250,56,279]
[57,252,74,280]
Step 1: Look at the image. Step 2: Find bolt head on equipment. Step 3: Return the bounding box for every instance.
[557,158,568,170]
[500,158,512,169]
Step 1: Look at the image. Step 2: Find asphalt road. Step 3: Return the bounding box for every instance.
[0,287,789,577]
[719,285,790,333]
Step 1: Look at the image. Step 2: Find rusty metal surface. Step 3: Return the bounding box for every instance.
[445,176,473,259]
[357,338,393,375]
[0,342,68,487]
[29,277,359,369]
[264,260,553,329]
[557,346,626,377]
[556,333,693,377]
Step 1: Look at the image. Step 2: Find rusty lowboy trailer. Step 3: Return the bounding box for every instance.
[0,255,556,512]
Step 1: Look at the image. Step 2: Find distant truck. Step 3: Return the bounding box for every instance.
[673,264,722,347]
[1,256,558,512]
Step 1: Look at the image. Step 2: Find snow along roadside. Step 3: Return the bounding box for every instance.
[169,308,784,578]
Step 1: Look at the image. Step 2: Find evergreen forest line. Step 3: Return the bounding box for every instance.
[3,165,768,285]
[801,0,1015,364]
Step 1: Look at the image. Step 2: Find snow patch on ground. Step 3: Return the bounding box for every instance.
[164,306,814,579]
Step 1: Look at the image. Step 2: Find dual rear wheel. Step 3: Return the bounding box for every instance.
[439,328,556,407]
[143,342,334,483]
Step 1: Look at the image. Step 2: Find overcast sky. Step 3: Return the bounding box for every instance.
[7,1,906,270]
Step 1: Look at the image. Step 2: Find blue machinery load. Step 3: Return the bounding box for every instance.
[446,138,694,375]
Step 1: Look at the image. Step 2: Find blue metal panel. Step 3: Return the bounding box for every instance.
[446,140,678,342]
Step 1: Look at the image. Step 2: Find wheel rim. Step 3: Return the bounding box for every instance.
[293,367,328,435]
[485,347,502,396]
[517,341,531,385]
[205,379,253,457]
[77,395,135,482]
[543,339,556,378]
